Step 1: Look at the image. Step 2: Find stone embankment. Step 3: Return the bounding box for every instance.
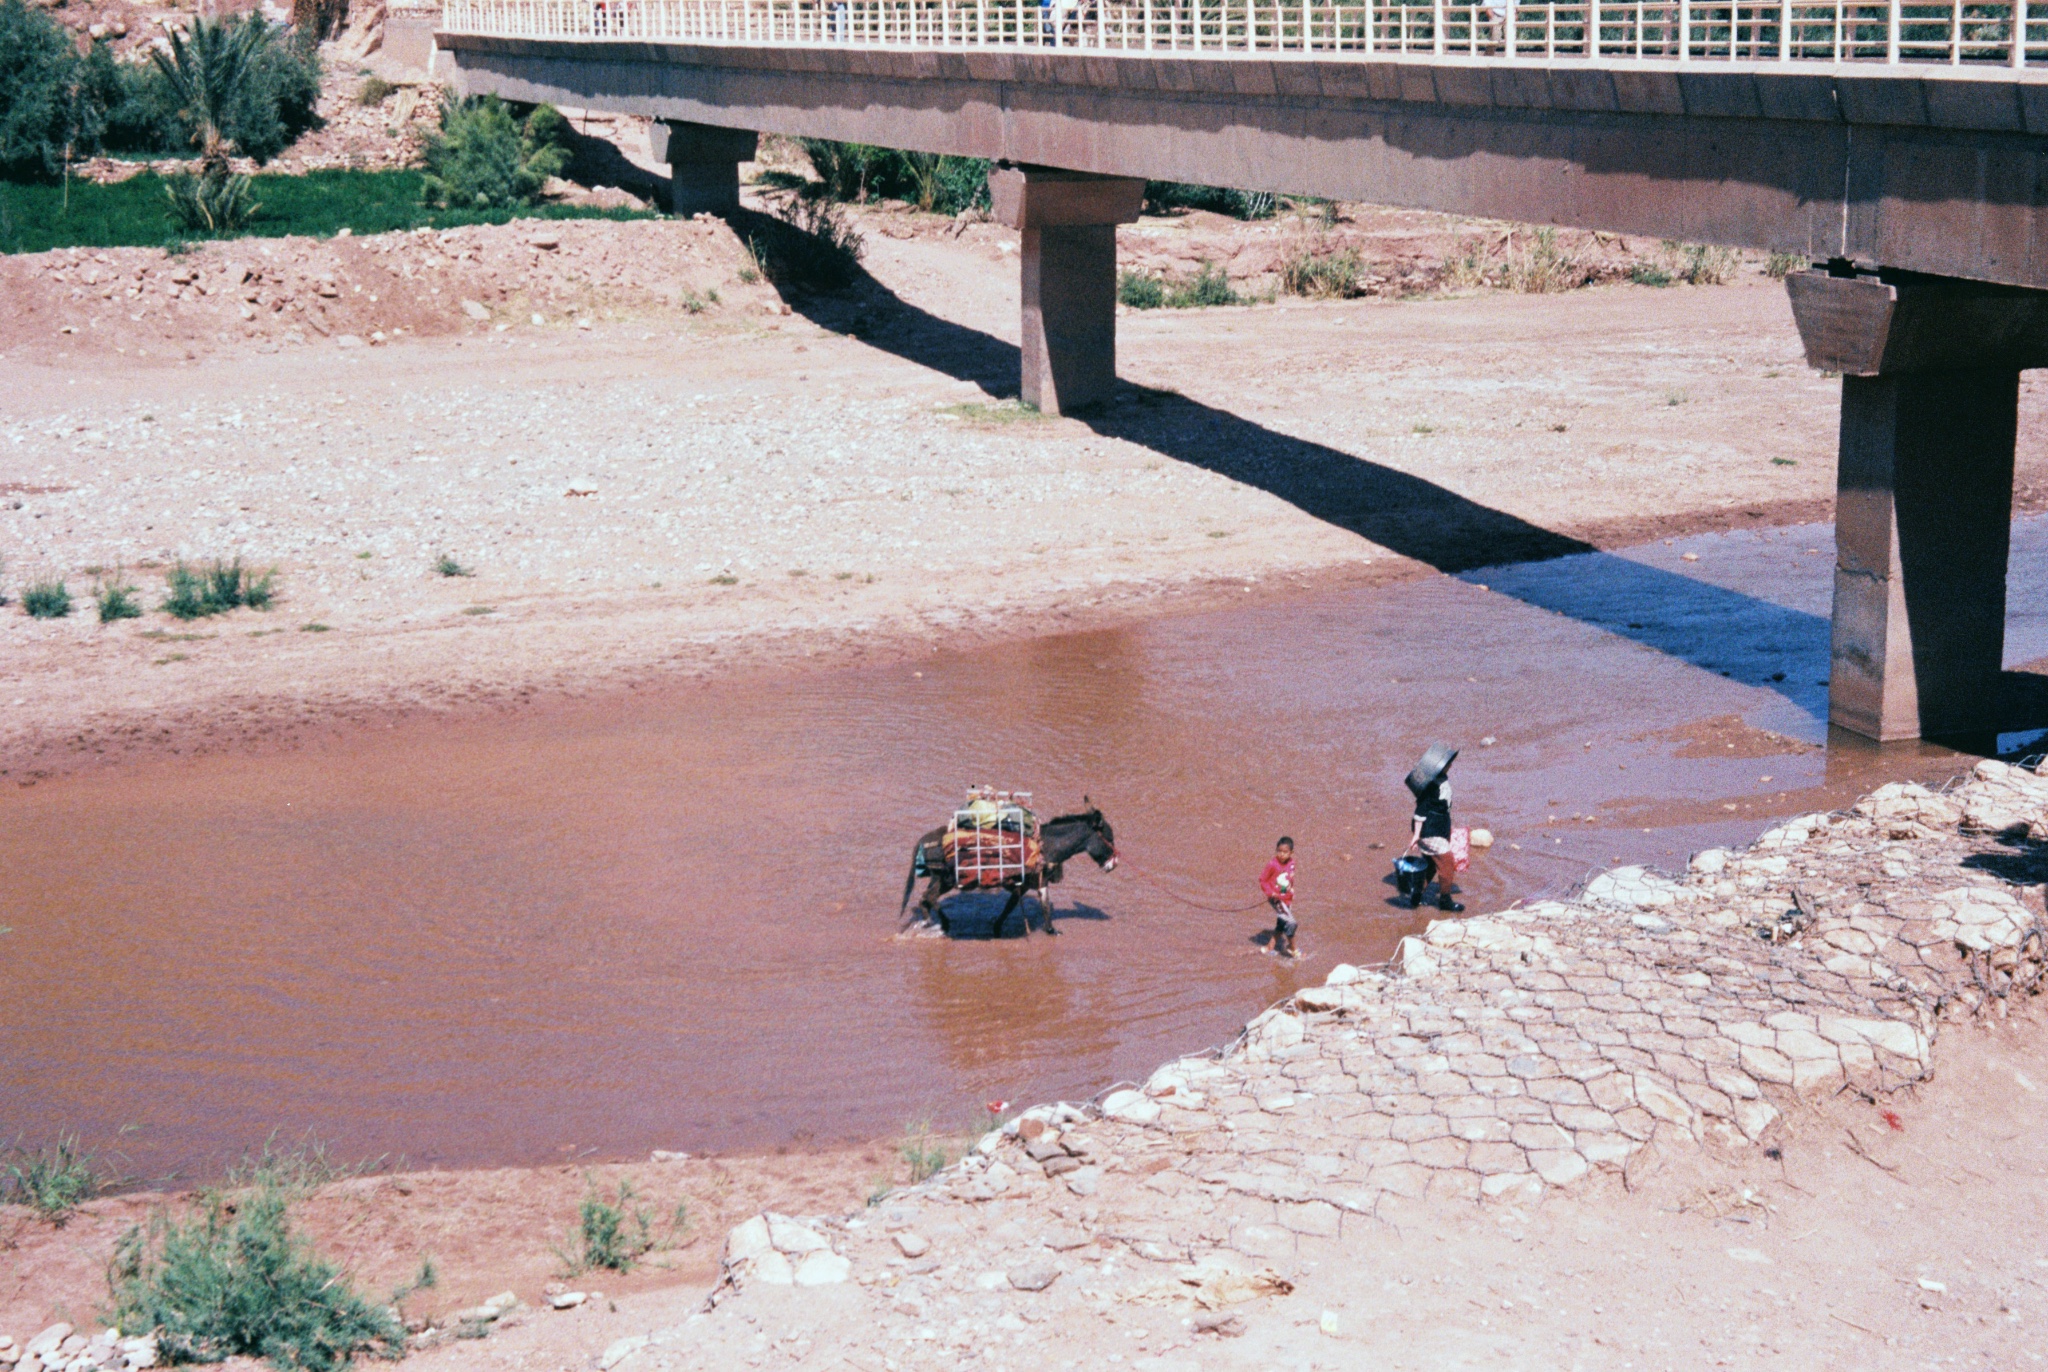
[0,1325,154,1372]
[659,760,2048,1367]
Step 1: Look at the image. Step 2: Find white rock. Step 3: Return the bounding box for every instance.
[26,1331,71,1361]
[748,1251,795,1286]
[1326,963,1361,985]
[893,1231,931,1258]
[549,1292,587,1310]
[725,1216,773,1265]
[767,1216,829,1254]
[1469,828,1494,849]
[793,1251,851,1286]
[597,1337,648,1370]
[1397,935,1437,977]
[974,1271,1009,1291]
[459,299,491,320]
[1102,1089,1161,1124]
[1689,848,1729,875]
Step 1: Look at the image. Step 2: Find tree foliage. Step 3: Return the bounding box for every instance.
[419,96,573,209]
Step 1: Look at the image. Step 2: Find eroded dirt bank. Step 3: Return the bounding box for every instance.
[9,766,2048,1368]
[14,204,2048,781]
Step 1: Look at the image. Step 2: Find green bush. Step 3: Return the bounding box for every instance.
[166,165,259,233]
[1630,262,1673,288]
[96,573,142,622]
[1279,246,1362,299]
[797,139,988,214]
[1117,269,1164,309]
[22,577,70,618]
[576,1181,653,1273]
[420,96,572,209]
[109,1180,402,1371]
[0,0,105,178]
[164,558,274,618]
[3,1132,101,1222]
[356,75,394,107]
[109,14,319,164]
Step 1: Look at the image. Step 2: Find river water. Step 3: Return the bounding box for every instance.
[7,518,2048,1180]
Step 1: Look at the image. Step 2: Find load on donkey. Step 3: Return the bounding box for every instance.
[899,787,1117,937]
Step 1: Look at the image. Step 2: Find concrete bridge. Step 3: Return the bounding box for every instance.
[437,0,2048,745]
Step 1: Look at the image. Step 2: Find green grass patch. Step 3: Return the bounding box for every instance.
[164,558,274,619]
[1118,263,1242,310]
[1629,262,1673,288]
[460,604,494,615]
[2,1132,103,1223]
[0,169,661,256]
[433,555,472,578]
[96,575,143,623]
[937,400,1045,426]
[899,1119,947,1184]
[299,622,330,633]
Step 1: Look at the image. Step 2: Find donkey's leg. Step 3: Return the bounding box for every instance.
[1039,875,1060,935]
[995,885,1026,938]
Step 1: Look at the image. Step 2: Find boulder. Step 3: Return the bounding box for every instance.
[1007,1258,1060,1292]
[793,1251,851,1286]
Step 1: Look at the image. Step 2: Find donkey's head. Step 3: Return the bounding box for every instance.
[1078,797,1116,871]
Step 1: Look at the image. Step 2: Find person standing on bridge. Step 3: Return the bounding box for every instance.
[1404,743,1465,913]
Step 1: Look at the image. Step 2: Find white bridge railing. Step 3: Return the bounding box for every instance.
[441,0,2048,65]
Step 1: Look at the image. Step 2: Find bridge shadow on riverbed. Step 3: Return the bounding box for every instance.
[758,228,1830,715]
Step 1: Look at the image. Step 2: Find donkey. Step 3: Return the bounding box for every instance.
[898,805,1117,938]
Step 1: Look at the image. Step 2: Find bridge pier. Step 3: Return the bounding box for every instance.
[651,120,757,216]
[1787,269,2048,742]
[989,167,1145,415]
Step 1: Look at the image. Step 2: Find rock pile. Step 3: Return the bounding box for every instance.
[0,1326,154,1372]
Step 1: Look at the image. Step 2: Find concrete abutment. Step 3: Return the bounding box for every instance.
[1788,269,2048,742]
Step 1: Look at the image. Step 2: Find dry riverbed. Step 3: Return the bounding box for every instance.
[13,201,2048,780]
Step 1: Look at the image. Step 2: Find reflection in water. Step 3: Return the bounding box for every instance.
[5,518,2046,1180]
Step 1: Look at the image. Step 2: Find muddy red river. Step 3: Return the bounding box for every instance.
[7,520,2047,1180]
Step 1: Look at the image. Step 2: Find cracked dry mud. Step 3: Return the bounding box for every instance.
[620,761,2048,1369]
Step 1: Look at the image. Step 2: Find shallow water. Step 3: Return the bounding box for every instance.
[7,518,2048,1179]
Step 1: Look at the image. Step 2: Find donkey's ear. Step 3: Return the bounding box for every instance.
[1083,794,1092,808]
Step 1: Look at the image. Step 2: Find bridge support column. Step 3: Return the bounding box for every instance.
[1787,269,2048,741]
[990,166,1145,415]
[651,121,757,216]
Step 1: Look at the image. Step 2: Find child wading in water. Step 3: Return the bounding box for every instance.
[1259,837,1299,958]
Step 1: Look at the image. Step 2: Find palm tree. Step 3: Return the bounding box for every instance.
[153,15,270,231]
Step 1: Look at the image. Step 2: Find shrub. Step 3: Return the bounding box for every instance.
[1165,262,1239,308]
[1674,241,1739,285]
[1765,250,1806,279]
[899,1120,946,1183]
[1279,246,1362,299]
[356,75,394,107]
[3,1132,101,1222]
[433,555,471,577]
[1503,227,1580,294]
[109,1179,402,1371]
[22,577,70,618]
[575,1181,653,1273]
[420,97,571,209]
[291,0,350,42]
[0,0,108,179]
[1117,268,1164,309]
[164,558,274,618]
[746,195,863,291]
[797,139,988,214]
[166,166,259,233]
[1142,182,1276,220]
[1630,261,1673,288]
[96,572,142,622]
